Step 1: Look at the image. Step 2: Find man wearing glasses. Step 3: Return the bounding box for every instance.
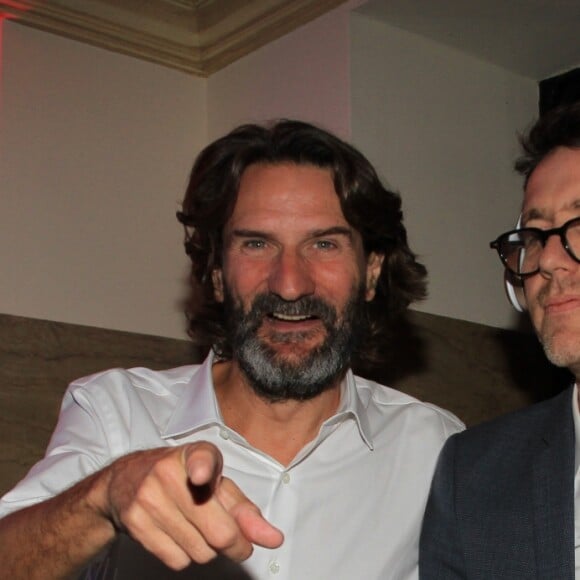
[419,101,580,579]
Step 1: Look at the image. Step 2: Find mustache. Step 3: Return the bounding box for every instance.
[536,279,580,306]
[245,293,337,327]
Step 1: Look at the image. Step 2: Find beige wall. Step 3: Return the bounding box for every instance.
[0,6,547,339]
[1,22,205,339]
[350,14,538,329]
[0,6,355,341]
[207,4,352,141]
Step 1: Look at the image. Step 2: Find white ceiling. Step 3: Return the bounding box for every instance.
[357,0,580,80]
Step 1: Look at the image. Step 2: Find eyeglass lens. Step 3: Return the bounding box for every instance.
[500,218,580,275]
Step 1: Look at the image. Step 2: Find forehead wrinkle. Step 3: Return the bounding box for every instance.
[522,199,580,226]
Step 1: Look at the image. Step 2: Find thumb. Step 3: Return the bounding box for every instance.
[217,478,284,549]
[231,503,285,549]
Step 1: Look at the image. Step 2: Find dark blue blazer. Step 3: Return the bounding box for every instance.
[419,386,575,579]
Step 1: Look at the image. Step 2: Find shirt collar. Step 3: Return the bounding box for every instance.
[161,351,374,449]
[162,350,223,439]
[326,369,374,450]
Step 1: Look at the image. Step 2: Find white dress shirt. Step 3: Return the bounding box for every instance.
[0,352,463,580]
[572,384,580,579]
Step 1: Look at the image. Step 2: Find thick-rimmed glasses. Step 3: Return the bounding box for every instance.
[489,216,580,277]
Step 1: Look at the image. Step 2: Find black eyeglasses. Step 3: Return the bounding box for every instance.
[489,216,580,277]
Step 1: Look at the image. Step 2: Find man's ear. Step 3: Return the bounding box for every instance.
[365,252,385,301]
[212,269,224,303]
[506,270,527,312]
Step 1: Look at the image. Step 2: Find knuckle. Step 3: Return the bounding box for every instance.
[133,484,158,511]
[187,548,216,565]
[227,541,254,562]
[204,524,253,561]
[119,505,145,535]
[150,454,175,476]
[154,546,192,571]
[179,534,218,565]
[165,553,192,571]
[152,456,187,489]
[216,479,251,511]
[210,527,239,551]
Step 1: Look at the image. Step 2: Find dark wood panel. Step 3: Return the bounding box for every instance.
[385,311,570,427]
[0,310,569,498]
[0,313,200,496]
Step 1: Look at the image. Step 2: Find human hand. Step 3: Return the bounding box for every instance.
[101,442,283,570]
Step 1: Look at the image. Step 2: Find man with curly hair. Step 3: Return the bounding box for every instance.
[0,120,462,579]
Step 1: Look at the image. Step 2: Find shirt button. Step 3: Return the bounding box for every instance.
[219,428,230,440]
[269,560,280,574]
[281,472,290,484]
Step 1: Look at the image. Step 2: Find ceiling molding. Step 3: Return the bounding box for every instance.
[199,0,348,75]
[0,0,348,77]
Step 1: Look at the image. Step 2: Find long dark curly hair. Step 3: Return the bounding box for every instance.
[178,119,427,371]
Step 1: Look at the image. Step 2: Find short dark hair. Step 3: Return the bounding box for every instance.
[178,119,427,370]
[516,101,580,184]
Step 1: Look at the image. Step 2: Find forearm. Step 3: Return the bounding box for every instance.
[0,468,116,580]
[0,443,283,577]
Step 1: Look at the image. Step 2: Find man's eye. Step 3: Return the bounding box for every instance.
[243,239,267,249]
[315,240,337,250]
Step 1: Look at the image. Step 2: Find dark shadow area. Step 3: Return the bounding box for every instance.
[540,67,580,115]
[492,320,572,404]
[366,310,572,427]
[354,311,429,386]
[81,533,252,580]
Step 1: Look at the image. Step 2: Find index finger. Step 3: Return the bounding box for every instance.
[183,442,224,491]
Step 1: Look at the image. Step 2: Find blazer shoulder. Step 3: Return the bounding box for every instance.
[449,385,574,455]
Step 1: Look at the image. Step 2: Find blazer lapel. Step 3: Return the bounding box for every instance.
[532,386,575,580]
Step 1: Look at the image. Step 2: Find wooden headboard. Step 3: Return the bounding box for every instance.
[0,311,568,498]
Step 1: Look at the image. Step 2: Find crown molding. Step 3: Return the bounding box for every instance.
[0,0,348,77]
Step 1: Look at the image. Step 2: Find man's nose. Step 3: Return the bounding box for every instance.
[268,250,315,300]
[538,233,574,275]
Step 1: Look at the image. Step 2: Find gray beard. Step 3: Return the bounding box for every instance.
[223,288,367,402]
